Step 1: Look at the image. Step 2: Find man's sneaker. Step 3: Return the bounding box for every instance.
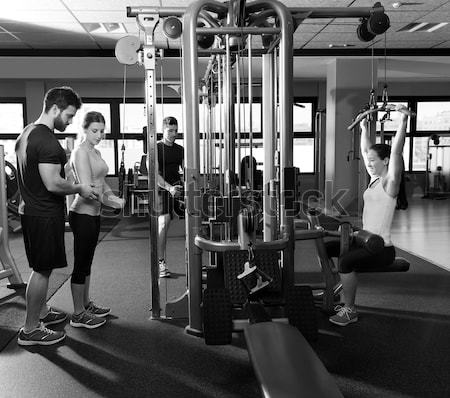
[329,305,358,326]
[18,323,66,346]
[70,311,106,329]
[40,307,68,326]
[85,301,111,317]
[159,259,171,278]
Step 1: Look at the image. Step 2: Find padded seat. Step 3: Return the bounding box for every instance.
[244,322,343,398]
[357,257,410,273]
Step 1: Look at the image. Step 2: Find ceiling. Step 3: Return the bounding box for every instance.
[0,0,449,81]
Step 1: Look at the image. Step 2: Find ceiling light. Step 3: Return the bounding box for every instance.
[82,23,106,33]
[328,44,355,48]
[104,23,127,33]
[408,22,428,32]
[82,23,127,34]
[392,2,424,7]
[398,22,448,32]
[427,22,448,32]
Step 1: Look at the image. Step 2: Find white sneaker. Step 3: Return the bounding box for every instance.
[329,305,358,326]
[159,259,171,278]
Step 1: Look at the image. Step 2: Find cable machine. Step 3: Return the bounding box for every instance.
[122,0,391,344]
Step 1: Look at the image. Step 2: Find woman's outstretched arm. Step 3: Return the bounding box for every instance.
[359,117,372,172]
[385,105,409,196]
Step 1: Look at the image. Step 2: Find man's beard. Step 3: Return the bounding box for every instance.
[54,115,67,132]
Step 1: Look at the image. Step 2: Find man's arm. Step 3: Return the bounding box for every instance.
[39,163,96,199]
[158,175,182,197]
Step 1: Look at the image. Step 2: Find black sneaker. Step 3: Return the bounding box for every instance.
[70,311,106,329]
[18,324,66,346]
[85,301,111,317]
[40,307,68,326]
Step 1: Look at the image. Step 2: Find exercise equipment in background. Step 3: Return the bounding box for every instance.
[423,133,450,199]
[0,145,26,291]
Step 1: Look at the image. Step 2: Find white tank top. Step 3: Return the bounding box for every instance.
[70,146,109,216]
[362,178,396,246]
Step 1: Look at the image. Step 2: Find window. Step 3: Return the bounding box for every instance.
[293,99,315,173]
[0,139,18,166]
[293,138,315,173]
[63,103,112,136]
[416,101,450,131]
[120,139,146,173]
[119,103,146,135]
[0,100,25,135]
[376,101,410,133]
[293,102,313,132]
[119,102,184,135]
[234,103,262,133]
[412,136,428,171]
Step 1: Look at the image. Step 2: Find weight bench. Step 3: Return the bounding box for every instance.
[356,257,410,273]
[244,322,343,398]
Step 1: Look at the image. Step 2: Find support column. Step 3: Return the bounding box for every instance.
[325,58,377,216]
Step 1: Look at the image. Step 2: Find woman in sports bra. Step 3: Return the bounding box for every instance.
[327,104,411,326]
[68,111,125,329]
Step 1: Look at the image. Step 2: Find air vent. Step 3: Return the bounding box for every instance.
[397,22,448,32]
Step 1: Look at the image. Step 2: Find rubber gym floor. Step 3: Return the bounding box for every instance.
[0,200,449,398]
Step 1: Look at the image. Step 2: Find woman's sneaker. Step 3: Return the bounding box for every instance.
[40,307,67,326]
[329,305,358,326]
[70,311,106,329]
[85,301,111,317]
[18,323,66,346]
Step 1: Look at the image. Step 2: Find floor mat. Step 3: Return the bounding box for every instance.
[0,215,121,351]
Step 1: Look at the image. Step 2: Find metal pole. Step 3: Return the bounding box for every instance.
[251,0,294,289]
[182,0,228,337]
[248,35,254,192]
[217,55,223,194]
[262,52,276,241]
[138,13,161,319]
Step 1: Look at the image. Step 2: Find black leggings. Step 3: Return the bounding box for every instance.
[69,212,101,284]
[325,239,396,274]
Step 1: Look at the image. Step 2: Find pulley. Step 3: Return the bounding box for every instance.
[163,17,182,39]
[357,19,376,42]
[115,35,141,65]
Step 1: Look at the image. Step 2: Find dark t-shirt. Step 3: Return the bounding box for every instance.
[157,141,184,184]
[15,124,66,217]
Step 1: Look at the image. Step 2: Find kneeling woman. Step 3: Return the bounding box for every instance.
[68,111,125,329]
[327,105,411,326]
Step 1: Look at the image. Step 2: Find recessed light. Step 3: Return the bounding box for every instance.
[82,23,127,34]
[398,22,448,32]
[328,43,355,48]
[427,22,448,32]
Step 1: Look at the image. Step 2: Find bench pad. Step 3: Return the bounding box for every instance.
[244,322,343,398]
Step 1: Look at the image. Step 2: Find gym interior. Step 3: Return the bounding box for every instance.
[0,1,449,397]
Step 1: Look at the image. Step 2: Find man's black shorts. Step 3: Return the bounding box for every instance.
[159,190,184,218]
[21,215,67,271]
